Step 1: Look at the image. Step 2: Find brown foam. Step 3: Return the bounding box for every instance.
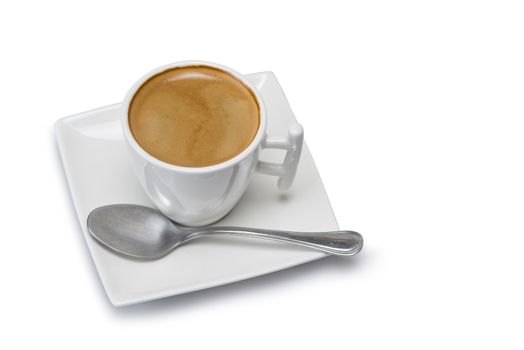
[129,66,259,167]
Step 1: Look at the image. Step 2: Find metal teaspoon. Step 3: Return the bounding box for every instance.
[87,204,363,259]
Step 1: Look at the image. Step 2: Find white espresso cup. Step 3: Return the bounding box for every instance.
[121,61,304,226]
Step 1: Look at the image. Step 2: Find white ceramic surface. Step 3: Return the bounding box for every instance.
[122,61,304,225]
[55,72,338,306]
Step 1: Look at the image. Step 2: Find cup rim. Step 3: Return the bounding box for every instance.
[121,60,267,174]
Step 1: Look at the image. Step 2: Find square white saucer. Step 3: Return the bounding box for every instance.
[55,72,338,306]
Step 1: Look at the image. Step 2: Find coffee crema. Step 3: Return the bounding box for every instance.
[129,66,260,167]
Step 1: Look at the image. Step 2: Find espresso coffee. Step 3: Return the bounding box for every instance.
[129,66,259,167]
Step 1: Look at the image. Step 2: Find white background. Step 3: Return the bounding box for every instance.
[1,0,523,348]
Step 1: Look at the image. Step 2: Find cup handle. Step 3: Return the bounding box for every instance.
[256,123,304,190]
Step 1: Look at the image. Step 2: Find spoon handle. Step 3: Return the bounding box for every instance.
[189,227,363,255]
